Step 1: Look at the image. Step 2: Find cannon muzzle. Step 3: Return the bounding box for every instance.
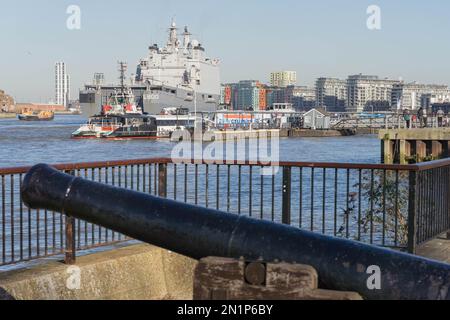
[21,164,450,300]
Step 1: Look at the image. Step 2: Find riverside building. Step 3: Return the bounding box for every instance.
[391,82,450,110]
[315,78,347,112]
[55,62,70,108]
[270,71,297,87]
[346,74,399,113]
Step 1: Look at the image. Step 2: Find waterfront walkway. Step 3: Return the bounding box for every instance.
[417,233,450,264]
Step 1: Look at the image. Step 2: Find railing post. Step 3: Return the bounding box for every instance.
[447,166,450,240]
[158,163,167,198]
[65,170,76,265]
[282,166,291,225]
[407,171,418,254]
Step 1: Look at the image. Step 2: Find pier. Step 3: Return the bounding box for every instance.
[379,128,450,164]
[200,129,286,142]
[183,128,354,142]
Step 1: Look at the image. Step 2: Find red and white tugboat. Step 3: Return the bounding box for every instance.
[72,63,157,139]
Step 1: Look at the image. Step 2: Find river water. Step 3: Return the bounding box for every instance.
[1,115,400,270]
[0,115,381,167]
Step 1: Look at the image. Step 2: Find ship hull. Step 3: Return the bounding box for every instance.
[71,114,158,140]
[72,134,158,140]
[80,85,219,118]
[143,87,219,115]
[18,115,54,121]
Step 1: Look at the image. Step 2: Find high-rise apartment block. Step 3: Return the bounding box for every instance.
[221,73,449,113]
[391,82,450,110]
[287,86,316,111]
[221,81,267,110]
[55,62,70,108]
[346,74,398,113]
[221,81,313,111]
[421,92,450,109]
[315,78,347,112]
[270,71,297,87]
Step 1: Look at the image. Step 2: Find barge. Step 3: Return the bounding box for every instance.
[18,110,54,121]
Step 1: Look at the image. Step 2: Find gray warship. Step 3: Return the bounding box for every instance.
[79,20,221,117]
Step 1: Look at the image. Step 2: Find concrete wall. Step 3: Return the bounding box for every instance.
[0,244,197,300]
[379,128,450,163]
[379,128,450,141]
[209,129,284,142]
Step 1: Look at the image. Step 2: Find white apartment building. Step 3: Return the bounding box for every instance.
[55,62,70,108]
[346,74,399,113]
[286,86,316,110]
[421,92,450,109]
[270,71,297,87]
[391,82,449,110]
[315,78,347,112]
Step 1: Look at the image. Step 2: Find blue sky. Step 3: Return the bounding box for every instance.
[1,0,450,102]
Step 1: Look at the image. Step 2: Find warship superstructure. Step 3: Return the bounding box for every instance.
[80,20,221,117]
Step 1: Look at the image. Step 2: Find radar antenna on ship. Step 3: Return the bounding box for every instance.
[168,18,179,48]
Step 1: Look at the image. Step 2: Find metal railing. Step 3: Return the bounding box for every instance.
[1,157,449,267]
[408,159,450,250]
[332,114,450,130]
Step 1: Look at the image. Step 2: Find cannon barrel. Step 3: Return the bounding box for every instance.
[21,164,450,300]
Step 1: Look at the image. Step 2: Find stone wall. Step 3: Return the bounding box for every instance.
[0,244,197,300]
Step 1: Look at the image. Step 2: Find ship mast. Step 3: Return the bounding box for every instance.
[168,19,179,49]
[118,61,128,97]
[182,26,191,48]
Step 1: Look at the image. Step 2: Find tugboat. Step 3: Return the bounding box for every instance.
[72,62,157,139]
[18,109,54,121]
[71,89,157,139]
[72,112,157,139]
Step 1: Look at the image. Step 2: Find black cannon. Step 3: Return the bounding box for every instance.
[21,164,450,300]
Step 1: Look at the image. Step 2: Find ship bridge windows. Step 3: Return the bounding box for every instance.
[89,118,119,125]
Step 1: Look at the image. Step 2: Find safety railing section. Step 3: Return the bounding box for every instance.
[1,157,449,267]
[331,114,448,130]
[408,161,450,251]
[0,160,169,267]
[160,162,413,250]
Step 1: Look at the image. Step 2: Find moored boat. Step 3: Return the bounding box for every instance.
[72,63,158,139]
[18,109,54,121]
[72,113,157,139]
[154,107,195,138]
